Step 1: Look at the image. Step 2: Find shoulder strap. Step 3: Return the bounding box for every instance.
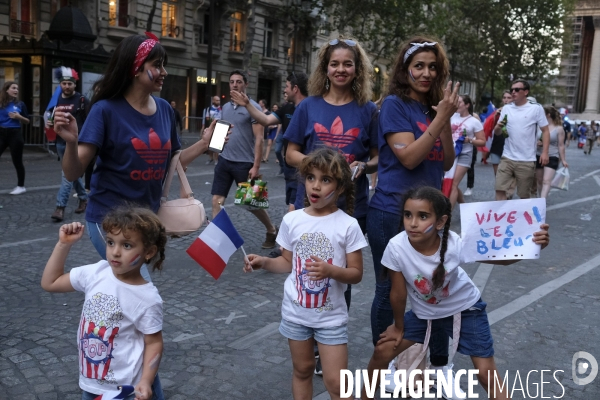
[161,151,194,201]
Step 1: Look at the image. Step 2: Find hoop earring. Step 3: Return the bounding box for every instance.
[325,78,330,91]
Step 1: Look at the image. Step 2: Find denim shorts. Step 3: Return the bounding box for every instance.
[279,319,348,345]
[489,153,501,165]
[402,299,494,358]
[285,180,298,205]
[456,151,473,168]
[211,157,254,197]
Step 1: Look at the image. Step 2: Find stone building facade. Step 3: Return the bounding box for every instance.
[0,0,327,145]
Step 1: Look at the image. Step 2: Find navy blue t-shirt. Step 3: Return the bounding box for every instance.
[283,96,378,218]
[369,95,445,216]
[78,96,180,223]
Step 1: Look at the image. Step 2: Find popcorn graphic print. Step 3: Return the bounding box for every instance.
[294,232,335,309]
[78,293,124,383]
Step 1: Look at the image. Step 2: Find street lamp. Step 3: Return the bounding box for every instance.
[289,0,312,72]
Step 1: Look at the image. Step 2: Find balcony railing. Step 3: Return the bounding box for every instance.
[10,19,34,36]
[163,24,181,39]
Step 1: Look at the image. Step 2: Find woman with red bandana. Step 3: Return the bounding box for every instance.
[54,34,215,262]
[52,35,217,398]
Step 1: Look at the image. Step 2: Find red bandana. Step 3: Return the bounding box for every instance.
[131,32,160,78]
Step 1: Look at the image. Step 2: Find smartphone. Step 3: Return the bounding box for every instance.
[208,120,230,153]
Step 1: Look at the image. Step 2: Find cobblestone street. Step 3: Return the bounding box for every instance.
[1,138,599,399]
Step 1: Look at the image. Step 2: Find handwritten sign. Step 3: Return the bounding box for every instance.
[459,199,546,263]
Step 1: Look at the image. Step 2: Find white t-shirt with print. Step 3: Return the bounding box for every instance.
[277,209,368,329]
[450,113,483,154]
[499,102,548,162]
[381,231,480,320]
[70,260,163,395]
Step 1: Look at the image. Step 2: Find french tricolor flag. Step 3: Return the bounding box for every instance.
[94,385,135,399]
[186,208,244,279]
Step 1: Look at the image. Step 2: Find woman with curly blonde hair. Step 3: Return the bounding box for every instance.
[285,37,379,234]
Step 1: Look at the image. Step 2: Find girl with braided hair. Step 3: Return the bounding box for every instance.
[360,186,550,400]
[244,148,368,400]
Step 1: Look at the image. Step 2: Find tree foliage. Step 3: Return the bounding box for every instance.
[314,0,575,105]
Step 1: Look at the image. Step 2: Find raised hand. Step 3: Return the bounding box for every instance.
[434,81,461,120]
[53,106,79,143]
[58,222,85,245]
[230,90,250,107]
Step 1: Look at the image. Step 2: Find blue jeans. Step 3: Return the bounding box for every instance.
[367,207,402,346]
[275,133,284,171]
[87,220,151,282]
[81,375,164,399]
[56,141,87,207]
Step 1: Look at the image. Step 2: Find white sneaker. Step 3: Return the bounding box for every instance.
[384,359,399,393]
[464,188,473,196]
[9,186,26,195]
[431,364,467,399]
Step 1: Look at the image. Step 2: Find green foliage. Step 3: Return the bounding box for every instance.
[314,0,575,105]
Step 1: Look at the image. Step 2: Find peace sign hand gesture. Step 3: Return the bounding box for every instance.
[433,81,461,121]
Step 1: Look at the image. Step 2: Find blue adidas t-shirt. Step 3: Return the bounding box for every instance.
[79,96,180,223]
[369,95,445,216]
[0,101,28,128]
[283,96,378,219]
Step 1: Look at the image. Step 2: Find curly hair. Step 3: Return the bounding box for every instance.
[0,81,17,108]
[102,205,168,271]
[299,147,355,216]
[308,37,373,106]
[387,35,449,114]
[401,186,452,291]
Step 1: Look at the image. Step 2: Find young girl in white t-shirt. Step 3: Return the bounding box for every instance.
[360,186,550,400]
[41,206,167,400]
[245,147,368,400]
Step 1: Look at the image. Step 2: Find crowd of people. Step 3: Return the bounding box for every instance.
[30,32,558,400]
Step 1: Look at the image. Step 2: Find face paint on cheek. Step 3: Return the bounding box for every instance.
[409,69,416,83]
[424,224,434,234]
[324,190,336,200]
[130,254,142,266]
[147,70,154,81]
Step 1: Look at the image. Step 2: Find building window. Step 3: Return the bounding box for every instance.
[263,21,276,58]
[230,12,245,52]
[108,0,129,27]
[162,0,180,38]
[10,0,34,36]
[195,13,210,45]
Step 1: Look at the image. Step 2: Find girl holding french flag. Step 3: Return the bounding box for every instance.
[244,148,368,400]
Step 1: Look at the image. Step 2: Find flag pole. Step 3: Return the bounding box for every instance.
[219,202,252,271]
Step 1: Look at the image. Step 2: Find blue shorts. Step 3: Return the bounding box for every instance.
[279,319,348,345]
[402,299,494,358]
[489,153,502,165]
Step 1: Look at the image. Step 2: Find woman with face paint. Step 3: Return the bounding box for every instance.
[53,34,217,264]
[52,32,218,400]
[366,35,462,397]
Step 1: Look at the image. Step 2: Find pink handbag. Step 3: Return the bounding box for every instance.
[157,151,206,237]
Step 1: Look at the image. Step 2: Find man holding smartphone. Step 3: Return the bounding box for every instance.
[230,72,309,213]
[210,70,279,249]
